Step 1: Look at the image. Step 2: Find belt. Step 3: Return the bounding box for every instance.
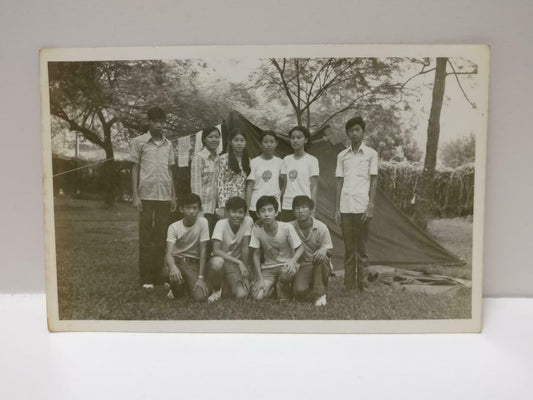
[174,255,199,263]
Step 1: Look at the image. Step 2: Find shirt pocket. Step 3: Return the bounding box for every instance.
[355,158,370,177]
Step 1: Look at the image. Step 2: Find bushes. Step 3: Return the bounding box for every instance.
[52,157,475,217]
[378,161,474,218]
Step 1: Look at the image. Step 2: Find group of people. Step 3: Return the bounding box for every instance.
[128,107,378,307]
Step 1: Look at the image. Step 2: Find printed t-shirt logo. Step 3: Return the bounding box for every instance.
[262,170,272,182]
[288,170,298,181]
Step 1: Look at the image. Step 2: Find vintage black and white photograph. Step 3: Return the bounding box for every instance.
[41,45,488,332]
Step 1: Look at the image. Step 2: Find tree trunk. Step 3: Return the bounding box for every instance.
[102,128,116,206]
[413,57,447,230]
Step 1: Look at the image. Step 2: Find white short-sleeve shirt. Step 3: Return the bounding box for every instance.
[211,216,254,260]
[335,143,378,214]
[281,153,319,210]
[247,155,283,211]
[166,217,210,259]
[249,221,302,268]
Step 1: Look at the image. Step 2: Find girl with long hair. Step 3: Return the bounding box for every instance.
[216,130,251,216]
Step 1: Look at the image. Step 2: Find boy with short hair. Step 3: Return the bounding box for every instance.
[250,196,304,302]
[165,193,210,302]
[129,106,177,289]
[335,116,378,291]
[291,196,333,306]
[207,196,254,301]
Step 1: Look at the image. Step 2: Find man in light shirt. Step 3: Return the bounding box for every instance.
[335,116,378,291]
[129,107,177,289]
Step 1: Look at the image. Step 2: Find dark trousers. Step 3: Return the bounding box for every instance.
[293,260,331,300]
[139,200,171,284]
[340,213,369,290]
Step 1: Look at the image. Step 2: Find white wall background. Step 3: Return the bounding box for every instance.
[0,0,531,296]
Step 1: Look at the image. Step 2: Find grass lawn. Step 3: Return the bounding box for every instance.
[54,198,472,321]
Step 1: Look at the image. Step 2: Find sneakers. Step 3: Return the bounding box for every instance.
[207,289,222,304]
[314,295,327,307]
[142,284,154,289]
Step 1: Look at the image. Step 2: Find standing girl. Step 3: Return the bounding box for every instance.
[246,130,283,221]
[280,126,319,222]
[216,130,251,216]
[190,126,221,234]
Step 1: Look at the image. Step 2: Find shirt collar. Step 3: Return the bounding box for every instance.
[199,146,219,161]
[140,132,169,145]
[295,217,318,234]
[342,143,369,157]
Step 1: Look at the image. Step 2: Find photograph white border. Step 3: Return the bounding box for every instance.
[40,44,488,333]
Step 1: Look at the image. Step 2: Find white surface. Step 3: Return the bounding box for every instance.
[1,0,533,295]
[1,295,532,399]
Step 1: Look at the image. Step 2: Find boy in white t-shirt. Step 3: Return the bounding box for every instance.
[165,193,211,302]
[250,196,304,302]
[245,130,283,221]
[280,126,319,222]
[207,197,254,301]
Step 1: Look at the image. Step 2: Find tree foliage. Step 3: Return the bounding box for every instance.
[440,133,476,168]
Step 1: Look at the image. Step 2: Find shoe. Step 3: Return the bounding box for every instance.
[208,289,222,304]
[314,295,327,307]
[164,282,171,290]
[167,290,174,299]
[142,284,154,289]
[279,298,290,307]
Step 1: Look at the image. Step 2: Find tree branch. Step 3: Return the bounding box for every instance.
[50,104,105,148]
[446,59,477,108]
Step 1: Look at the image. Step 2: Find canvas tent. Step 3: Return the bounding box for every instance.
[175,110,462,267]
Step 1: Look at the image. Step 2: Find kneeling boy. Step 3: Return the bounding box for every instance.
[291,196,333,306]
[250,195,304,301]
[165,193,210,302]
[207,197,254,301]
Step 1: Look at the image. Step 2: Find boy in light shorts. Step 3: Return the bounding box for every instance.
[250,196,304,302]
[207,197,254,301]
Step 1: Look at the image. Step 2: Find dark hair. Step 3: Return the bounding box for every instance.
[225,196,248,213]
[288,126,311,151]
[256,195,279,212]
[227,131,251,175]
[259,130,278,143]
[292,195,315,211]
[201,126,221,146]
[147,107,166,121]
[345,116,366,133]
[180,193,202,209]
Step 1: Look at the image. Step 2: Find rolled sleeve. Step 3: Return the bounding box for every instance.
[166,225,177,243]
[335,154,344,178]
[287,224,302,250]
[310,156,319,177]
[128,139,141,164]
[369,151,378,175]
[249,226,260,249]
[190,154,203,196]
[168,144,176,166]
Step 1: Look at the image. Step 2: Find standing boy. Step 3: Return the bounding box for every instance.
[207,196,254,301]
[129,107,177,289]
[335,116,378,291]
[165,193,210,302]
[250,196,304,302]
[291,196,333,306]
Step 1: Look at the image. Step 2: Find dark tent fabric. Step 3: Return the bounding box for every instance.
[177,110,462,267]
